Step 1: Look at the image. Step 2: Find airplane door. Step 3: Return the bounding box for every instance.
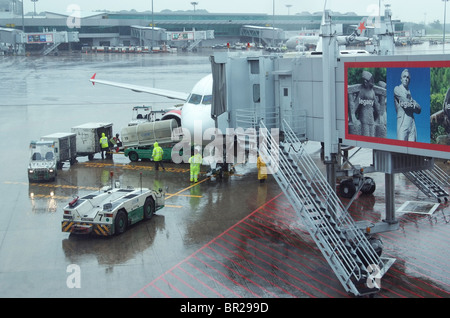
[279,76,293,127]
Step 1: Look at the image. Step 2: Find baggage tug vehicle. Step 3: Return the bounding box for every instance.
[61,182,165,236]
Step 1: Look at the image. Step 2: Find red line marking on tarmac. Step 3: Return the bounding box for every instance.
[130,192,284,298]
[169,271,207,297]
[131,181,450,298]
[185,261,240,297]
[234,221,348,297]
[227,226,339,298]
[176,266,218,297]
[200,249,275,297]
[205,244,283,297]
[345,189,450,297]
[211,240,298,297]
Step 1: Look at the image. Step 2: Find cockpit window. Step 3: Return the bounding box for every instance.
[202,95,212,105]
[188,94,202,105]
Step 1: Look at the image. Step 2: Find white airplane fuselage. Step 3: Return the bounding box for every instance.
[90,73,216,146]
[180,74,216,145]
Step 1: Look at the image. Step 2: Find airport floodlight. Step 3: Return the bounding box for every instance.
[31,0,38,16]
[286,4,292,15]
[191,2,199,13]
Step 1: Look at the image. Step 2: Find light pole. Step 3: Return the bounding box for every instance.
[191,2,198,13]
[31,0,38,17]
[444,0,449,51]
[272,0,275,46]
[286,4,292,15]
[21,0,24,31]
[152,0,154,48]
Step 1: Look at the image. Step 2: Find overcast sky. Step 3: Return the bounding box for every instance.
[24,0,447,24]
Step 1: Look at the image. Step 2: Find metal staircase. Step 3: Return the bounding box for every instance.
[187,39,202,52]
[258,120,394,296]
[42,42,60,56]
[403,166,450,203]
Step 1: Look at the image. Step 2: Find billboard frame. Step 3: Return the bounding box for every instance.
[344,60,450,158]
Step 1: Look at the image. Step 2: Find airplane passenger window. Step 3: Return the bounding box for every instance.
[202,95,212,105]
[188,94,202,105]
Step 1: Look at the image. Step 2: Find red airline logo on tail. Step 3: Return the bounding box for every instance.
[90,73,96,85]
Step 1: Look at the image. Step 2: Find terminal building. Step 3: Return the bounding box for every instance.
[0,0,405,54]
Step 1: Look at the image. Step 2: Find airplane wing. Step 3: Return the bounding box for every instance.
[90,73,190,101]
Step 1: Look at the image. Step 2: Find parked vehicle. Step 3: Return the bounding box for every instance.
[61,182,166,236]
[28,140,57,182]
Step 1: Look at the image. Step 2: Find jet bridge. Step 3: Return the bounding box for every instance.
[5,30,80,55]
[210,20,450,295]
[0,27,23,54]
[131,26,214,51]
[240,25,285,46]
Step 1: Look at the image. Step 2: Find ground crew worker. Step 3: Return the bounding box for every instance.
[99,132,109,159]
[110,133,121,152]
[189,148,202,182]
[257,154,267,183]
[152,142,165,171]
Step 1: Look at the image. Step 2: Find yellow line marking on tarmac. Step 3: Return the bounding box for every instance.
[165,177,211,200]
[6,162,240,206]
[169,193,203,198]
[4,178,207,206]
[81,161,190,173]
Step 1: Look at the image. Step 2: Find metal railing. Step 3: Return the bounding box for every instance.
[259,119,390,296]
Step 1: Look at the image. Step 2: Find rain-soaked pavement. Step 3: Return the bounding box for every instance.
[1,52,449,300]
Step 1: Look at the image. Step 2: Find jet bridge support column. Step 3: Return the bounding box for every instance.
[384,173,397,224]
[321,10,339,190]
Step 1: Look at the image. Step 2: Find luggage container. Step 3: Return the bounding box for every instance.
[40,132,77,169]
[71,123,113,160]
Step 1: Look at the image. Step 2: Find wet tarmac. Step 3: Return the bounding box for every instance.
[1,52,449,299]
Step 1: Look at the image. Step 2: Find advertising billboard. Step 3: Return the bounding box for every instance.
[27,34,54,43]
[170,32,194,41]
[345,61,450,155]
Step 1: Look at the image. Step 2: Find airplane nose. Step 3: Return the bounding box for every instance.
[181,104,216,144]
